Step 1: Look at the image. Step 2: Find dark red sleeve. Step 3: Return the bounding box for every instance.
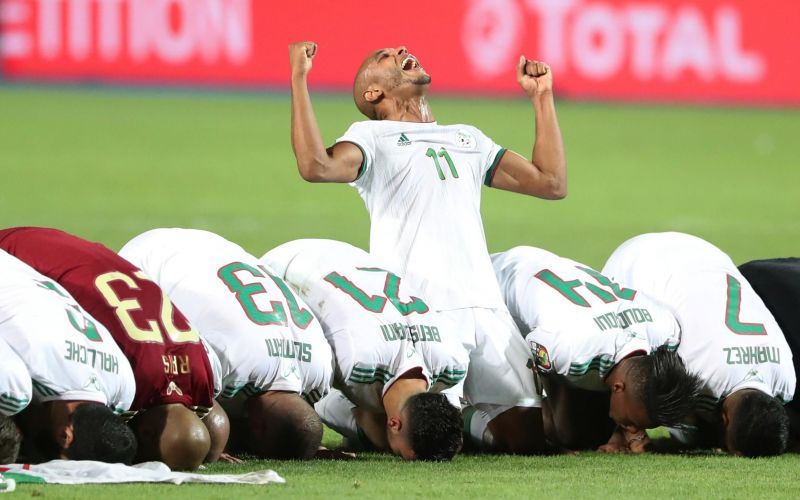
[0,227,215,412]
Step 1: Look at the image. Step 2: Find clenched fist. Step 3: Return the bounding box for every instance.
[289,41,317,79]
[516,56,553,97]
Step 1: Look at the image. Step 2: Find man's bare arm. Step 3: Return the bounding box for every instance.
[289,41,363,183]
[489,58,567,199]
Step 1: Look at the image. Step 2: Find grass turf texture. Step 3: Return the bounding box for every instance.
[1,86,799,498]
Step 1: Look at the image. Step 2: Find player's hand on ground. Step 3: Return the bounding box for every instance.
[315,446,357,460]
[289,41,317,79]
[217,452,245,464]
[623,427,651,454]
[598,426,651,454]
[517,56,552,97]
[597,428,628,454]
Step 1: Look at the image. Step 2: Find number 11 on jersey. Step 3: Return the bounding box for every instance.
[425,147,458,180]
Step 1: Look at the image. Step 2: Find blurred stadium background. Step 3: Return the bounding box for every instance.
[1,0,799,497]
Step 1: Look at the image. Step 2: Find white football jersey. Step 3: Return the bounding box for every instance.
[602,232,795,416]
[0,251,135,414]
[338,120,506,310]
[492,246,681,391]
[0,337,32,416]
[263,239,469,413]
[120,229,333,405]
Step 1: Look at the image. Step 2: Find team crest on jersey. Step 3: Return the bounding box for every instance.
[456,130,476,149]
[531,342,552,372]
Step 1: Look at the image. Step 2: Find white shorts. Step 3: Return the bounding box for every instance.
[439,307,542,411]
[0,338,31,416]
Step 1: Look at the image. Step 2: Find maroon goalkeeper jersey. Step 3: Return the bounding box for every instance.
[0,227,215,413]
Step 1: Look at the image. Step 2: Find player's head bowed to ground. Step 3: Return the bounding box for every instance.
[492,246,702,452]
[120,228,333,461]
[0,250,138,465]
[0,227,221,470]
[263,239,467,461]
[606,346,702,432]
[603,232,795,457]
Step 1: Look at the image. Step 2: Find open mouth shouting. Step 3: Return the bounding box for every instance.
[401,55,422,72]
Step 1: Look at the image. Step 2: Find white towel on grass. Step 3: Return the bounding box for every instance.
[0,460,284,485]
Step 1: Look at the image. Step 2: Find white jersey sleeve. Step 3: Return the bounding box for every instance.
[314,389,360,443]
[333,120,508,310]
[337,121,378,186]
[602,232,796,411]
[0,251,135,414]
[264,239,452,413]
[492,246,681,392]
[0,337,32,416]
[120,229,333,403]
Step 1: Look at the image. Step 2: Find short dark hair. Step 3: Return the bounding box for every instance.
[248,394,323,459]
[628,346,703,426]
[0,415,22,463]
[65,403,137,464]
[406,393,463,461]
[728,390,789,457]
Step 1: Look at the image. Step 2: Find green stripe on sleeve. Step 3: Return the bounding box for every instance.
[483,148,507,187]
[338,141,369,182]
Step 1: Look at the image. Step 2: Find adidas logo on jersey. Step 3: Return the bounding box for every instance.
[397,133,411,146]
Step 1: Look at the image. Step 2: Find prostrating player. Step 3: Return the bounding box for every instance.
[0,227,217,470]
[264,239,468,461]
[603,232,795,457]
[492,246,701,452]
[287,41,566,453]
[0,338,31,464]
[738,257,800,450]
[120,228,333,459]
[0,250,136,464]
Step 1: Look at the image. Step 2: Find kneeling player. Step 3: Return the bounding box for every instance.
[603,232,795,457]
[0,227,218,470]
[0,250,136,464]
[264,239,468,461]
[492,246,702,451]
[739,257,800,451]
[120,228,333,459]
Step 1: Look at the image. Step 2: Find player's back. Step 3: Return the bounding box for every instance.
[263,239,469,410]
[0,249,135,413]
[120,228,332,404]
[493,245,680,390]
[339,120,507,310]
[603,232,795,407]
[0,227,214,413]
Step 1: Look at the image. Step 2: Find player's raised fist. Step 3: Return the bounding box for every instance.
[516,56,553,97]
[289,41,317,78]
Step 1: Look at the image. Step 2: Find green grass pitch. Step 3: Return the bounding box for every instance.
[1,86,799,498]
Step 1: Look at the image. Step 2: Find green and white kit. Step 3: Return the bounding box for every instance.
[0,250,135,414]
[493,246,681,391]
[602,232,796,416]
[120,229,333,407]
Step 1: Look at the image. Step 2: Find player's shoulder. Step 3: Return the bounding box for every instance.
[492,245,563,269]
[263,239,369,275]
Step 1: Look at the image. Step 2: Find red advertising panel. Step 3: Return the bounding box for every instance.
[1,0,798,105]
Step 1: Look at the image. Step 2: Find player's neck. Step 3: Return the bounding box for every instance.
[378,96,435,123]
[383,376,427,417]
